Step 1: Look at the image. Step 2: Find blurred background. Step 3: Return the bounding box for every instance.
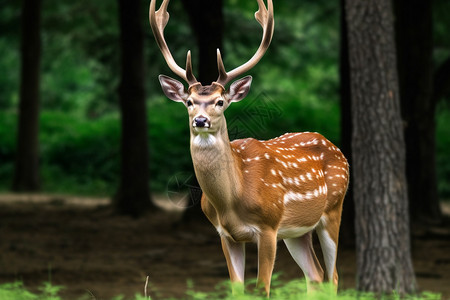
[0,0,450,298]
[1,0,449,204]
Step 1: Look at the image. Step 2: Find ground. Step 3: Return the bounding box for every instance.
[0,194,449,300]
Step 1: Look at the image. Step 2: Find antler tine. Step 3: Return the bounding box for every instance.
[216,0,274,87]
[149,0,198,86]
[185,50,198,85]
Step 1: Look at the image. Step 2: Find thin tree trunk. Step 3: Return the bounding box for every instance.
[180,0,223,84]
[180,0,223,222]
[394,0,442,225]
[13,0,42,191]
[339,0,355,246]
[345,0,416,294]
[115,0,156,216]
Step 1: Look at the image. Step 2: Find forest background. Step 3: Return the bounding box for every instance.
[1,0,450,298]
[1,0,450,203]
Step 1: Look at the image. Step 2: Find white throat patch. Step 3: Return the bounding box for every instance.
[193,133,217,147]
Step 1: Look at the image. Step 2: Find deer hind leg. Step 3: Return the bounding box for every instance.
[283,231,324,290]
[316,211,342,289]
[221,237,246,294]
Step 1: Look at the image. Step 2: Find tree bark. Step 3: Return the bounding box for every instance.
[13,0,43,191]
[115,0,156,216]
[345,0,416,294]
[394,0,442,225]
[180,0,223,84]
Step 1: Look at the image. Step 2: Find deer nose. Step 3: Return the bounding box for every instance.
[194,116,210,128]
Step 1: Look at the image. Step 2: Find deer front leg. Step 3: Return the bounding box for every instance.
[221,236,246,294]
[256,229,277,297]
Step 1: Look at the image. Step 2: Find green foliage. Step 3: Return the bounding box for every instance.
[0,282,62,300]
[181,278,441,300]
[0,111,120,195]
[0,279,442,300]
[40,112,121,195]
[436,104,450,199]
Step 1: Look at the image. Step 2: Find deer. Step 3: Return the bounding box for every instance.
[149,0,349,296]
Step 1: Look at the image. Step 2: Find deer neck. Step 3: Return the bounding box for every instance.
[190,119,242,210]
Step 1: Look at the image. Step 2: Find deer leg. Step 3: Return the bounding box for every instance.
[221,237,246,294]
[283,231,324,291]
[256,229,277,297]
[316,215,340,288]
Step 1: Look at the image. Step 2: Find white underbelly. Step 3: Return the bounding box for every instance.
[277,222,319,240]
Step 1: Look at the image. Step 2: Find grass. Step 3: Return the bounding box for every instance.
[0,279,441,300]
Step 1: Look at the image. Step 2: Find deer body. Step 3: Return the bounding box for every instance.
[149,0,349,296]
[196,128,348,291]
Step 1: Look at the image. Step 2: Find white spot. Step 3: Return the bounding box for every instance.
[304,192,313,199]
[264,153,270,159]
[283,191,304,203]
[271,169,276,175]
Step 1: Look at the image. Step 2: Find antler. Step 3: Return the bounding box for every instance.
[215,0,274,87]
[149,0,198,87]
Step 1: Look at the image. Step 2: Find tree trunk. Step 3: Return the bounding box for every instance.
[345,0,416,294]
[13,0,42,192]
[180,0,223,84]
[338,0,355,246]
[115,0,156,216]
[180,0,224,223]
[394,0,442,225]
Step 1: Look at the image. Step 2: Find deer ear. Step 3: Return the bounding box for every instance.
[159,75,188,102]
[227,76,252,103]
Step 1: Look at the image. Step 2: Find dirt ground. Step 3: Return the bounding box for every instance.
[0,194,449,300]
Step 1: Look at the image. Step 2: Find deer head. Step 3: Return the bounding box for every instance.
[149,0,274,138]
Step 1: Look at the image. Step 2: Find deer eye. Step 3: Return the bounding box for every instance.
[216,100,224,107]
[186,100,193,107]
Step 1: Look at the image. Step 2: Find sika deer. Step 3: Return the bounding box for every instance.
[149,0,349,296]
